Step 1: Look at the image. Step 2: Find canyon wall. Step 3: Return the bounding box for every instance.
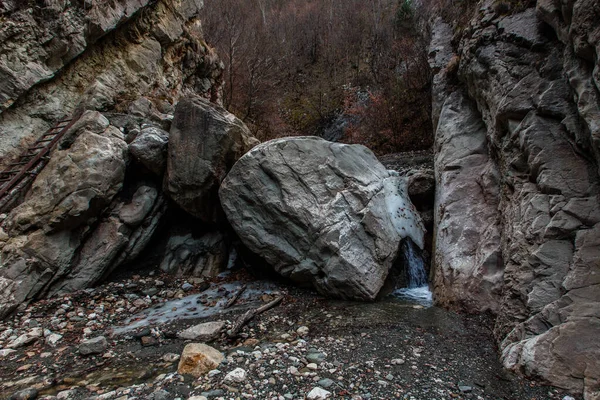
[0,0,230,318]
[430,0,600,397]
[0,0,222,165]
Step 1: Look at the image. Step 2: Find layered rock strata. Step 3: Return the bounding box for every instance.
[430,1,600,396]
[0,0,222,165]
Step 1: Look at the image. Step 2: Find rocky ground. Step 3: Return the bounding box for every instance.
[0,269,580,400]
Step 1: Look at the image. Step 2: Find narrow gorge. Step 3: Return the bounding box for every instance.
[0,0,598,399]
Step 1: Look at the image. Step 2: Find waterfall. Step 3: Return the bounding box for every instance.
[392,238,432,306]
[402,239,428,288]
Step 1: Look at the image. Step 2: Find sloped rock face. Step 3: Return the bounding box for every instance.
[0,0,229,318]
[0,111,168,317]
[0,0,222,166]
[430,1,600,396]
[165,97,259,223]
[432,91,502,312]
[220,137,425,301]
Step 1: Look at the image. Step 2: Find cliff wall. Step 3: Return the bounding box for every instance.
[430,1,600,397]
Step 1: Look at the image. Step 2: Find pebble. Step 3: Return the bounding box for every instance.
[8,388,38,400]
[318,378,335,388]
[306,387,331,400]
[296,326,309,336]
[0,348,17,357]
[224,367,247,383]
[458,384,473,393]
[162,353,180,363]
[46,333,63,347]
[79,336,108,355]
[8,328,43,348]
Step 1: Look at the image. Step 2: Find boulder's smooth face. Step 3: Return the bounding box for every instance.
[220,137,424,301]
[165,97,259,223]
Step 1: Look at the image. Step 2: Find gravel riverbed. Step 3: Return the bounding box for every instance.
[0,270,579,400]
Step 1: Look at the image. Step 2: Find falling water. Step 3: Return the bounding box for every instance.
[392,239,433,306]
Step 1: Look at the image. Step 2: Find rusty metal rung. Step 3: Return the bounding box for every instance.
[0,111,82,207]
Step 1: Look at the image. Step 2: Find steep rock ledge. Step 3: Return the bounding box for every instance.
[0,0,222,165]
[430,1,600,397]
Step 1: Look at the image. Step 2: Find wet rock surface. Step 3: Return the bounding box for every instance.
[0,270,579,400]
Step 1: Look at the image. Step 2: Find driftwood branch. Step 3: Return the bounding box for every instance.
[227,296,283,338]
[225,285,247,309]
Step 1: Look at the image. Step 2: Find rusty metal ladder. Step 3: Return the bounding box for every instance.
[0,114,81,211]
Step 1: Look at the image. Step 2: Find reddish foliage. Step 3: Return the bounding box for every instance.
[202,0,433,154]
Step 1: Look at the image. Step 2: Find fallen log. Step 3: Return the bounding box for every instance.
[227,296,283,338]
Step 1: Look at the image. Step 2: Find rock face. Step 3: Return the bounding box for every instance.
[430,1,600,396]
[0,0,228,318]
[0,111,167,317]
[432,91,502,312]
[165,97,259,222]
[0,0,222,165]
[160,231,229,277]
[220,137,425,301]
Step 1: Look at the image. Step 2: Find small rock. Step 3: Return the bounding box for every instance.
[56,389,75,399]
[0,348,17,357]
[458,385,473,393]
[178,321,225,341]
[296,326,309,336]
[8,328,43,349]
[143,288,159,296]
[162,353,180,363]
[177,343,224,378]
[200,389,225,397]
[188,397,208,400]
[307,387,331,400]
[141,336,158,347]
[79,336,108,355]
[208,369,221,377]
[148,389,170,400]
[306,352,326,364]
[181,283,194,291]
[224,367,247,383]
[318,378,335,388]
[8,388,38,400]
[307,363,318,370]
[46,333,63,347]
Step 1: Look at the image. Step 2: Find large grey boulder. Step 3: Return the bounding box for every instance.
[165,97,259,222]
[220,137,424,301]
